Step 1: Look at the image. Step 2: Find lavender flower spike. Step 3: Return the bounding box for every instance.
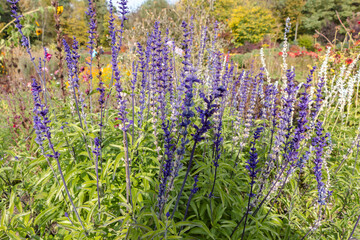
[158,121,175,214]
[171,86,226,219]
[167,74,199,196]
[230,127,263,238]
[31,79,87,235]
[312,122,328,205]
[240,127,263,239]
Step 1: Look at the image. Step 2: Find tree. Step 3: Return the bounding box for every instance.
[228,5,276,46]
[273,0,306,40]
[212,0,239,22]
[302,0,360,33]
[62,0,88,45]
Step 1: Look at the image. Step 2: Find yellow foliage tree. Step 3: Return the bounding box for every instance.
[228,5,276,47]
[62,0,88,46]
[212,0,240,22]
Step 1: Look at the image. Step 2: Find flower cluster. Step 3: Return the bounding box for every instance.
[158,121,175,211]
[168,74,199,193]
[312,121,329,205]
[246,127,263,195]
[288,67,315,165]
[193,86,226,142]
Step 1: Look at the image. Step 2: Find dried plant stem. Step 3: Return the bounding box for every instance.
[51,1,66,100]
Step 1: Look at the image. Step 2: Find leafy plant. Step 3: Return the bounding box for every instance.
[298,34,314,50]
[228,5,276,47]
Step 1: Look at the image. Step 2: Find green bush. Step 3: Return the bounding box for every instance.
[298,35,314,51]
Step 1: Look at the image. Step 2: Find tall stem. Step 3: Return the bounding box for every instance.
[171,140,198,219]
[132,90,135,145]
[95,153,101,211]
[54,153,87,235]
[123,129,133,207]
[241,183,254,240]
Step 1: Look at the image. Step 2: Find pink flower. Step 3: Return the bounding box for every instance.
[54,70,59,75]
[45,52,52,62]
[288,52,296,58]
[114,117,119,128]
[82,74,89,82]
[225,54,230,62]
[308,52,318,58]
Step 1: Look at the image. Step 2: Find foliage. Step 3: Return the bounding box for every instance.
[298,34,315,50]
[302,0,359,33]
[62,0,88,46]
[212,0,239,22]
[272,0,306,38]
[228,5,276,47]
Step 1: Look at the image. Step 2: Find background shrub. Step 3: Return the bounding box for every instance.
[228,5,276,47]
[298,34,314,50]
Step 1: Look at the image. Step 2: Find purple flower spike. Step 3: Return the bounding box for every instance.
[246,127,263,192]
[312,121,328,205]
[157,121,175,212]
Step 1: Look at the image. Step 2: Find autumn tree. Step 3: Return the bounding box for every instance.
[273,0,306,40]
[228,5,276,46]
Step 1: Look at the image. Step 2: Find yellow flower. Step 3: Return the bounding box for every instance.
[35,21,39,27]
[36,28,42,36]
[65,81,70,88]
[57,6,64,15]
